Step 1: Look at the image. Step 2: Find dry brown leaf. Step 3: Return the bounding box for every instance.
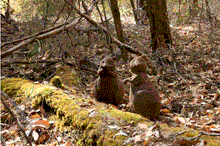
[161,98,172,106]
[46,142,58,146]
[28,114,41,122]
[138,123,148,129]
[207,113,215,120]
[135,133,145,143]
[32,119,50,129]
[135,124,159,143]
[29,109,41,116]
[160,109,170,116]
[216,109,220,115]
[142,126,159,145]
[201,125,211,133]
[39,132,50,144]
[173,138,201,146]
[174,116,186,125]
[64,140,73,146]
[39,106,46,118]
[192,96,203,104]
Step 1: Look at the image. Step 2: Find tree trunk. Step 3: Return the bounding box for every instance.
[130,0,139,24]
[189,0,199,18]
[109,0,128,62]
[136,0,149,24]
[145,0,172,52]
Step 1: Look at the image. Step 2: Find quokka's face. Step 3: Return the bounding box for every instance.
[130,56,147,74]
[98,56,117,77]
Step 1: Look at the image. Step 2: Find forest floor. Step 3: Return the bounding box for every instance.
[1,10,220,145]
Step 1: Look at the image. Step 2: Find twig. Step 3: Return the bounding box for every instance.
[200,131,220,136]
[65,29,88,94]
[63,60,97,74]
[82,0,91,16]
[1,20,73,48]
[43,0,49,29]
[1,37,35,59]
[1,91,32,145]
[1,59,60,67]
[1,19,81,59]
[65,0,144,56]
[184,35,198,46]
[101,0,109,29]
[53,2,68,25]
[1,135,6,146]
[95,2,104,24]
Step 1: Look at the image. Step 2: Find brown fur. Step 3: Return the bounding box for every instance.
[128,56,161,120]
[130,55,147,74]
[93,56,124,106]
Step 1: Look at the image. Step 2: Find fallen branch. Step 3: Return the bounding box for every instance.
[1,91,32,145]
[65,0,143,56]
[1,19,80,59]
[1,20,73,48]
[1,59,97,75]
[200,131,220,136]
[1,59,60,67]
[1,38,35,59]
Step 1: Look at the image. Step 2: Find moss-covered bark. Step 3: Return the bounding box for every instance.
[1,78,220,145]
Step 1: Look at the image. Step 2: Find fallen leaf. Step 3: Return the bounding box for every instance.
[64,140,73,146]
[107,125,121,130]
[161,98,173,105]
[160,109,170,115]
[138,123,148,129]
[28,114,41,122]
[39,132,50,144]
[174,116,186,124]
[32,119,50,129]
[173,138,201,146]
[32,130,39,141]
[135,132,145,143]
[113,130,128,139]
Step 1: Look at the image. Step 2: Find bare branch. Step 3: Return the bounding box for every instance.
[1,91,32,145]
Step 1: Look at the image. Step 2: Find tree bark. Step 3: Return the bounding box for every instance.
[145,0,172,52]
[130,0,139,24]
[109,0,128,62]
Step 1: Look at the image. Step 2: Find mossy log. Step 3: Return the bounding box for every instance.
[1,78,220,145]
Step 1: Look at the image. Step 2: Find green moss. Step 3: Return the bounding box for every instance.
[109,108,145,124]
[85,139,94,145]
[50,76,76,93]
[203,136,220,146]
[87,121,95,129]
[76,139,84,146]
[183,131,198,138]
[2,78,220,145]
[55,66,82,90]
[50,76,63,89]
[1,78,30,97]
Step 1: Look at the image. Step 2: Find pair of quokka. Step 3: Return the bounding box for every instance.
[93,55,161,121]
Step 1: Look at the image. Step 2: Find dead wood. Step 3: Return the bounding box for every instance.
[1,18,82,59]
[65,0,144,57]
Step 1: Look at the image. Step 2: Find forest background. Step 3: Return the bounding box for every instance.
[1,0,220,145]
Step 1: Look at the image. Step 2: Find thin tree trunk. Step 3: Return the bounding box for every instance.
[146,0,172,52]
[109,0,128,62]
[130,0,139,24]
